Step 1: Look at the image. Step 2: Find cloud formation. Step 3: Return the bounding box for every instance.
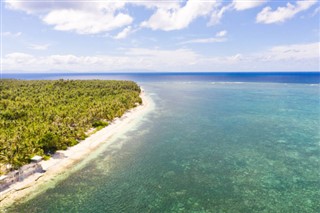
[208,5,231,26]
[180,30,228,44]
[3,1,318,72]
[260,42,320,60]
[208,0,267,26]
[29,43,51,50]
[232,0,267,11]
[43,10,132,34]
[5,0,317,36]
[5,1,132,34]
[1,31,22,37]
[2,48,199,72]
[114,26,134,40]
[141,0,218,31]
[5,0,224,33]
[216,30,227,37]
[3,43,318,72]
[257,0,317,24]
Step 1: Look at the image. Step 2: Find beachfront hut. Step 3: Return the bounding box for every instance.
[31,155,43,163]
[0,175,7,182]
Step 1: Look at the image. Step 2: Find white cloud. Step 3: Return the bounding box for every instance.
[125,48,199,68]
[208,4,231,26]
[5,1,127,14]
[312,6,320,16]
[259,42,320,61]
[4,43,318,72]
[131,1,181,10]
[232,0,267,11]
[180,30,227,44]
[141,0,219,31]
[137,1,231,29]
[5,0,57,13]
[194,42,319,71]
[3,53,36,66]
[180,37,226,44]
[2,48,199,72]
[5,1,132,34]
[216,30,227,37]
[207,0,266,26]
[43,10,132,34]
[257,0,317,24]
[114,26,133,40]
[5,0,222,34]
[29,43,51,50]
[1,31,22,37]
[4,0,263,36]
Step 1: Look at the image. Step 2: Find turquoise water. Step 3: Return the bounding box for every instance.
[7,81,320,212]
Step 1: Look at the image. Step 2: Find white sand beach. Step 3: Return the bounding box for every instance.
[0,89,153,209]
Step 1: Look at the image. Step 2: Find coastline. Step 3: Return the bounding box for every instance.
[0,89,153,210]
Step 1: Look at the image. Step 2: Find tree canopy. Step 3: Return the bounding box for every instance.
[0,79,142,174]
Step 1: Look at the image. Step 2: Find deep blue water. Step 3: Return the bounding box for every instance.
[4,73,320,212]
[2,72,320,84]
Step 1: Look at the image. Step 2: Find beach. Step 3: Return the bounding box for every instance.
[0,89,152,209]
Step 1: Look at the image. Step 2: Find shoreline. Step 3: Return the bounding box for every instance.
[0,89,153,210]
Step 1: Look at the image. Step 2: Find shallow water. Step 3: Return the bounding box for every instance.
[7,80,320,212]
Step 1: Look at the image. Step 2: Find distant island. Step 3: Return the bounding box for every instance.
[0,79,142,175]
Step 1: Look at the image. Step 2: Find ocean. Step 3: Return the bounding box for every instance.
[4,73,320,212]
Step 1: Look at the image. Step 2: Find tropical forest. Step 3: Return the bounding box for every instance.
[0,79,142,174]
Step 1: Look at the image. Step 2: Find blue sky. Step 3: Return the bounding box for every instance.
[1,0,319,72]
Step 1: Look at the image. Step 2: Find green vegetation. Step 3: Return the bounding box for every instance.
[0,79,142,174]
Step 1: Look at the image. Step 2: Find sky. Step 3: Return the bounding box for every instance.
[1,0,319,73]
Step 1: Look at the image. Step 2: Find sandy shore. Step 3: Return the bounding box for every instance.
[0,89,153,209]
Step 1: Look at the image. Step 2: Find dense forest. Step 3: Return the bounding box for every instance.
[0,79,142,174]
